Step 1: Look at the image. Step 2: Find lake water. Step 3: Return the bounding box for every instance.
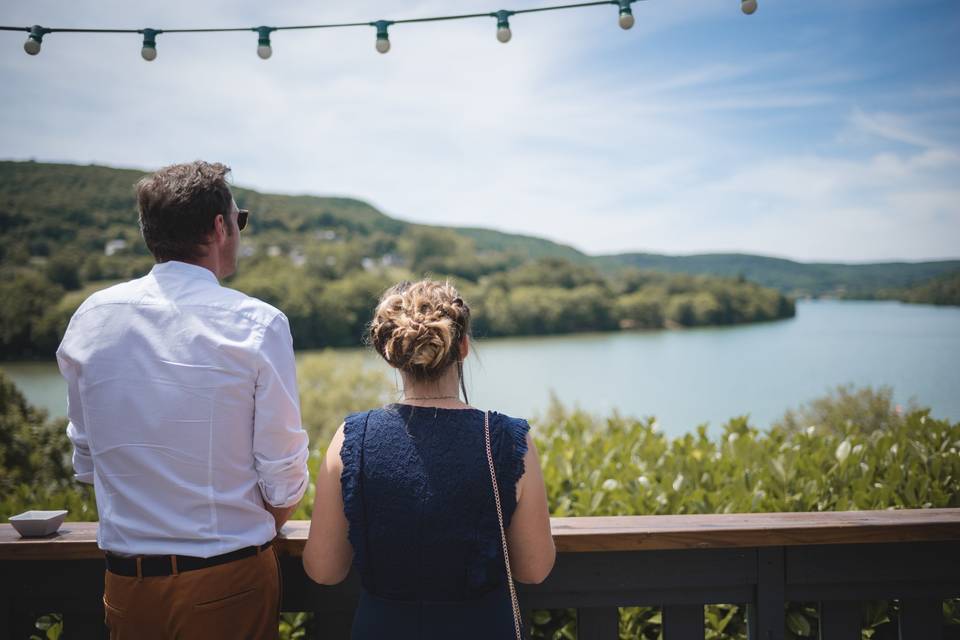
[3,300,959,438]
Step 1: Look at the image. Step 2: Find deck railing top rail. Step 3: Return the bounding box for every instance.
[2,508,959,560]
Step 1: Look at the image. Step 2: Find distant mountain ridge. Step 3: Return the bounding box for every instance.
[594,252,960,297]
[2,160,958,297]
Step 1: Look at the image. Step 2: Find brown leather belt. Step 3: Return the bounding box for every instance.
[105,540,272,577]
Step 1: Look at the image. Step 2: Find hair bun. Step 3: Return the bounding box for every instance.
[370,280,471,379]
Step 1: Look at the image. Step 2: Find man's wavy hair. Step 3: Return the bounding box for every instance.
[136,161,233,262]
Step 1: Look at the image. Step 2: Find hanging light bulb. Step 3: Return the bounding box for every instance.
[493,10,514,43]
[140,28,159,61]
[618,1,635,30]
[23,37,41,56]
[23,25,47,56]
[741,0,758,15]
[373,20,392,54]
[23,25,49,56]
[255,27,274,59]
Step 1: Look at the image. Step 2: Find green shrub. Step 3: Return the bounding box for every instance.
[0,371,97,522]
[530,392,959,639]
[297,350,393,444]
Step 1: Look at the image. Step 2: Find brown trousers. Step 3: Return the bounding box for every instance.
[103,546,281,640]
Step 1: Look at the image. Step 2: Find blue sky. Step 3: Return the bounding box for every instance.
[1,0,958,261]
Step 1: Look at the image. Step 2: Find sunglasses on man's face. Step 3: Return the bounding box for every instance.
[237,209,249,231]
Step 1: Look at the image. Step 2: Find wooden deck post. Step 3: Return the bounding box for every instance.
[748,546,785,640]
[899,598,943,640]
[663,603,705,640]
[577,606,619,640]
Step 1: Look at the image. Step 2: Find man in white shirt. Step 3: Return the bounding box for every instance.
[56,161,309,639]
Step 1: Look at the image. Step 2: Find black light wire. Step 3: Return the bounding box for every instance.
[0,2,626,37]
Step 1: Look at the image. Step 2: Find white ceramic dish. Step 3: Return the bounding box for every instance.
[8,510,69,537]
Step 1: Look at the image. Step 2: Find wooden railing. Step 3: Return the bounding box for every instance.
[2,509,959,639]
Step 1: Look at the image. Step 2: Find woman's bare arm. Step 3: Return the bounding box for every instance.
[302,424,354,585]
[506,434,556,584]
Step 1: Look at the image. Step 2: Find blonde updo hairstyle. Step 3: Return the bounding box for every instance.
[369,280,472,384]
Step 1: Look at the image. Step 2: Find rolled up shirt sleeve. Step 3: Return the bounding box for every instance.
[253,313,309,508]
[56,346,95,485]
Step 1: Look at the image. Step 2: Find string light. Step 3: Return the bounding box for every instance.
[1,2,757,60]
[140,28,159,61]
[256,26,274,59]
[618,1,635,30]
[494,10,514,43]
[373,20,392,54]
[23,25,48,55]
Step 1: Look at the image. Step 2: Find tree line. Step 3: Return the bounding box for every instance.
[0,243,795,358]
[0,162,794,359]
[872,271,960,306]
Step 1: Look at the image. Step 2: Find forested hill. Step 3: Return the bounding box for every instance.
[452,226,589,264]
[0,160,404,248]
[2,160,958,298]
[596,253,960,299]
[0,160,799,358]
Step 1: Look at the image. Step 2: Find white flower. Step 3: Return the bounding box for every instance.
[751,489,767,509]
[636,475,651,488]
[805,426,816,436]
[835,440,852,463]
[602,479,620,491]
[728,432,739,444]
[672,474,684,492]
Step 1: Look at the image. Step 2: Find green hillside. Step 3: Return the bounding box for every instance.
[596,252,960,298]
[0,161,406,258]
[453,226,590,264]
[875,271,960,306]
[2,160,956,302]
[0,160,801,358]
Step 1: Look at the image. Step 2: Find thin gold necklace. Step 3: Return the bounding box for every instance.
[402,394,460,401]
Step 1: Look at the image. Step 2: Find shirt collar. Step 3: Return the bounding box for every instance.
[150,260,220,284]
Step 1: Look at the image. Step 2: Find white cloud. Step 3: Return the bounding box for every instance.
[849,108,940,148]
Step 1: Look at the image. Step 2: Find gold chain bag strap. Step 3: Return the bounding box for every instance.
[483,410,524,640]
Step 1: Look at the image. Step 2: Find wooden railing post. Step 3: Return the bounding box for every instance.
[662,603,704,640]
[0,580,9,640]
[748,546,785,640]
[306,578,356,640]
[310,611,353,640]
[898,599,942,640]
[64,611,108,639]
[576,606,618,640]
[520,606,533,639]
[819,600,861,639]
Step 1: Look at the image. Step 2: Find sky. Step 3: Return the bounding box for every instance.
[1,0,958,262]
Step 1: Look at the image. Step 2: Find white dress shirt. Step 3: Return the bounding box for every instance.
[57,260,309,557]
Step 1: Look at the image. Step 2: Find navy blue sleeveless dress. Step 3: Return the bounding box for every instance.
[340,404,530,640]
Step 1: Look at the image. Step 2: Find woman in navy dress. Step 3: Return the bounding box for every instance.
[303,279,555,639]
